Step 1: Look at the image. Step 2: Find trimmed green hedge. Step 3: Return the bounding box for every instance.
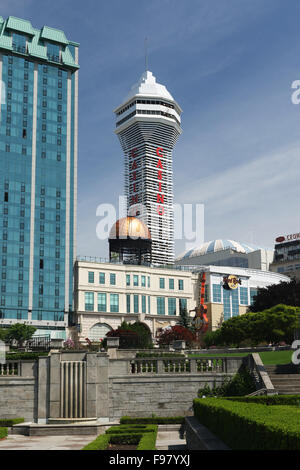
[137,427,158,450]
[120,416,184,425]
[0,428,8,439]
[82,434,110,450]
[105,424,156,435]
[0,418,24,427]
[225,395,300,406]
[193,398,300,450]
[82,424,158,450]
[6,352,48,361]
[136,352,184,358]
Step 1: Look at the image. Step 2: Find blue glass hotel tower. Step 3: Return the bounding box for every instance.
[0,17,79,339]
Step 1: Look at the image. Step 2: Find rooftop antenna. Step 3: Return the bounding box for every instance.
[144,37,148,72]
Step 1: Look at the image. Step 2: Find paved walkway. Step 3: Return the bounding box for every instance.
[0,434,94,450]
[155,429,186,450]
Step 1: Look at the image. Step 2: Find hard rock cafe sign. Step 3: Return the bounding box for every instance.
[223,275,242,290]
[190,272,209,333]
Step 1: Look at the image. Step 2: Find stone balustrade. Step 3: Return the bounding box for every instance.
[0,361,20,376]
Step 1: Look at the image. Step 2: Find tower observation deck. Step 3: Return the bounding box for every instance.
[114,71,182,265]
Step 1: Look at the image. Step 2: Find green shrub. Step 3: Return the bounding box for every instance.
[193,398,300,450]
[0,418,24,427]
[137,427,158,450]
[6,352,48,361]
[120,416,184,425]
[198,367,256,397]
[136,352,184,358]
[225,395,300,406]
[105,424,156,435]
[81,434,110,450]
[0,428,8,439]
[82,424,158,450]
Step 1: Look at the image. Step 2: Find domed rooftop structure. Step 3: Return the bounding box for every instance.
[123,71,174,104]
[109,216,151,240]
[109,217,152,265]
[176,239,264,261]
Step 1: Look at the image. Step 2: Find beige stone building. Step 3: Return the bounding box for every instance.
[73,259,289,342]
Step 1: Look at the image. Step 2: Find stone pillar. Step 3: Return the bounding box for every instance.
[96,353,110,422]
[86,352,97,418]
[49,352,61,419]
[107,337,119,359]
[37,356,50,424]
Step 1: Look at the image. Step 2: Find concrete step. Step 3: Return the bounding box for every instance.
[269,374,300,380]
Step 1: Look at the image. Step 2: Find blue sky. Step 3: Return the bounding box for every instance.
[3,0,300,258]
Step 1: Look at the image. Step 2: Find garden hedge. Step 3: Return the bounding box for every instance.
[105,424,156,435]
[224,395,300,406]
[82,424,158,450]
[193,398,300,450]
[120,416,184,425]
[0,418,24,427]
[81,434,110,450]
[0,428,8,439]
[6,352,48,361]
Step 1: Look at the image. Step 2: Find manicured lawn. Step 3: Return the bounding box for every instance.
[188,350,293,365]
[259,350,293,365]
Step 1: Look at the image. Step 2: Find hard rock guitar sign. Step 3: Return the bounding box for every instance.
[190,272,209,334]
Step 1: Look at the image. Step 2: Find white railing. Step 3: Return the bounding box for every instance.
[129,357,228,374]
[0,361,20,376]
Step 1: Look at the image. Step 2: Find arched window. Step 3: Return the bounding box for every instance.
[89,323,112,342]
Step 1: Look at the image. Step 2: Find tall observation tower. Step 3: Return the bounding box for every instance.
[114,71,182,265]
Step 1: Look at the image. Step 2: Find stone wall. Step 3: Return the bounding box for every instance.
[0,353,245,423]
[0,361,37,421]
[108,373,232,420]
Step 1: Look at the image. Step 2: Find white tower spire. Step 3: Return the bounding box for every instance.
[114,71,182,265]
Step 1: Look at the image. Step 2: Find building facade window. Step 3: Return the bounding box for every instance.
[85,292,94,311]
[239,287,248,305]
[178,279,184,291]
[126,294,130,313]
[134,295,139,313]
[97,293,106,312]
[133,275,139,286]
[169,278,174,290]
[126,274,130,286]
[141,275,146,287]
[159,278,165,289]
[157,297,165,315]
[168,298,176,316]
[212,284,222,303]
[99,272,105,284]
[110,293,119,312]
[88,271,94,283]
[110,273,116,285]
[250,288,258,305]
[142,295,146,314]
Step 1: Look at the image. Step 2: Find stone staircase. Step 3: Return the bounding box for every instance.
[264,364,300,395]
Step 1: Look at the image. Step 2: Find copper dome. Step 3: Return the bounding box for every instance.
[109,216,151,240]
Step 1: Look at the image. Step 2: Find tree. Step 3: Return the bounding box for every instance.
[177,305,191,329]
[104,321,153,349]
[210,304,300,347]
[6,324,36,348]
[157,325,197,348]
[250,279,300,312]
